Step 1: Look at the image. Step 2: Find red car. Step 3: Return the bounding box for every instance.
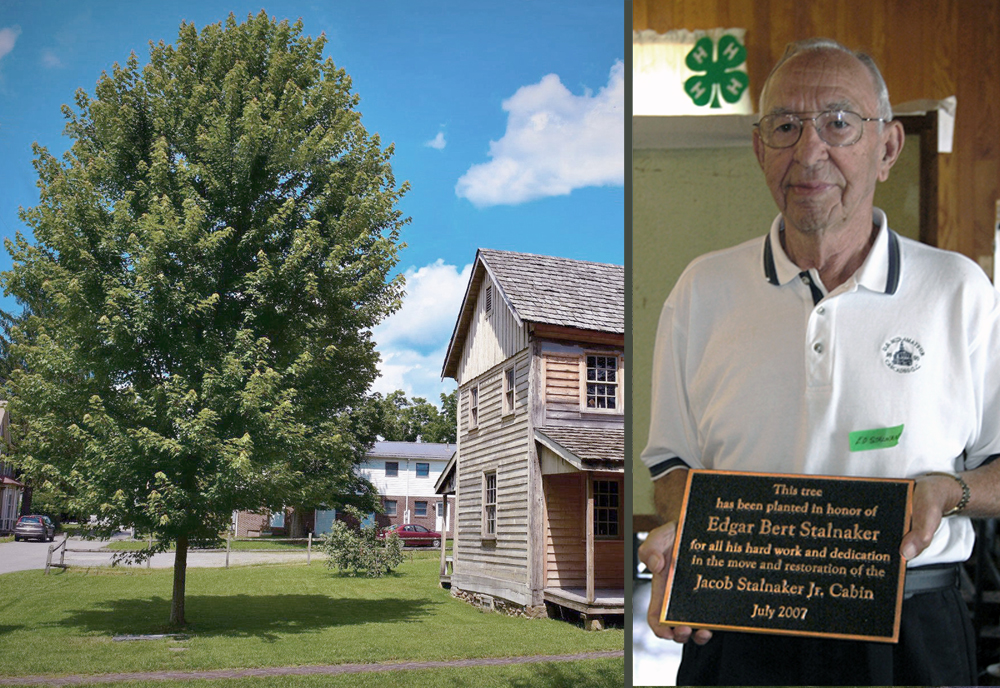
[383,524,442,547]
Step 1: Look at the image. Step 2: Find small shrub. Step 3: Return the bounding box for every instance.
[321,507,403,577]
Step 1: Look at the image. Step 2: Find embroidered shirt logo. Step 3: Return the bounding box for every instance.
[882,337,924,373]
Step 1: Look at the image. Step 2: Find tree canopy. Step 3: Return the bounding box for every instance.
[2,12,406,625]
[377,389,456,444]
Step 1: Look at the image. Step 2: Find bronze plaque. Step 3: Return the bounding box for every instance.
[660,470,913,643]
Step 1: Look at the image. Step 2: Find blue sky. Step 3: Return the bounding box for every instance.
[0,1,624,405]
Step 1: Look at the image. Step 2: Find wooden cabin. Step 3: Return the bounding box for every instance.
[438,249,624,629]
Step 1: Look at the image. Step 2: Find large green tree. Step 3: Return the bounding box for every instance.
[2,12,406,626]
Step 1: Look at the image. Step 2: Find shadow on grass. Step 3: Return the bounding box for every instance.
[62,594,440,641]
[0,625,23,636]
[503,658,623,688]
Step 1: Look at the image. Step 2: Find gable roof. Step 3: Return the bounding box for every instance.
[434,451,457,495]
[442,249,624,379]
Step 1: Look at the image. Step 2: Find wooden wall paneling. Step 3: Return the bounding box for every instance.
[747,1,770,112]
[834,1,868,55]
[928,1,959,255]
[953,9,979,256]
[586,474,595,603]
[930,1,958,98]
[716,0,755,38]
[973,4,999,262]
[633,0,648,31]
[971,3,998,160]
[882,1,927,102]
[962,5,981,258]
[544,473,585,588]
[865,2,888,71]
[643,0,672,33]
[765,0,799,56]
[806,2,838,45]
[679,0,717,30]
[594,540,625,588]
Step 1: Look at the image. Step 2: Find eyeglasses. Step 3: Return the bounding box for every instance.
[754,110,887,148]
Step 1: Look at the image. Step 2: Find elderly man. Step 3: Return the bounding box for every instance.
[639,38,1000,685]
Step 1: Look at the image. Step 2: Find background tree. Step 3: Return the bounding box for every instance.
[377,389,456,443]
[2,12,406,626]
[422,389,457,444]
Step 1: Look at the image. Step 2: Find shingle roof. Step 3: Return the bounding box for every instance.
[442,249,624,379]
[479,249,624,334]
[535,426,624,468]
[366,441,456,460]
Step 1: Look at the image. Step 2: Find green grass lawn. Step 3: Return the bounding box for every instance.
[66,658,624,688]
[0,552,622,682]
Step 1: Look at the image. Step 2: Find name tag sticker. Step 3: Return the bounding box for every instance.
[850,425,904,452]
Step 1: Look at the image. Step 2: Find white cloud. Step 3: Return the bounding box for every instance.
[41,49,63,69]
[456,60,624,207]
[0,26,21,61]
[372,259,471,403]
[425,131,447,150]
[372,345,455,404]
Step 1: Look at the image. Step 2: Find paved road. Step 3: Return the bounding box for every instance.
[0,536,109,575]
[0,536,312,575]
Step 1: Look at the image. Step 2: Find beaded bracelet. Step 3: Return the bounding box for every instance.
[927,471,970,517]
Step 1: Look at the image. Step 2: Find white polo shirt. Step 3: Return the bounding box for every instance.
[641,209,1000,566]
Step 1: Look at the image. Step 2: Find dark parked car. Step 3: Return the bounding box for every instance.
[13,515,55,542]
[383,524,442,547]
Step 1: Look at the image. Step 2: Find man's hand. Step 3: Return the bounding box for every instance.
[899,472,963,561]
[637,520,713,645]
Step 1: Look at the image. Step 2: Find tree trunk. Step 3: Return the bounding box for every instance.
[19,485,32,516]
[288,508,305,538]
[170,534,188,626]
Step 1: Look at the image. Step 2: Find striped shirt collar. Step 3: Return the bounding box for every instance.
[763,208,901,296]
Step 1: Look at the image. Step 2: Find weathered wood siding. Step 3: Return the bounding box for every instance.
[544,473,586,588]
[595,540,625,590]
[453,348,533,605]
[543,473,625,589]
[540,341,625,429]
[456,273,529,384]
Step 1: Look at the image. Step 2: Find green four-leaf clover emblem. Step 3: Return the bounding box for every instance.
[684,35,749,109]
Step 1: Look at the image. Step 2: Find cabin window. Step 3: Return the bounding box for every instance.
[503,365,516,415]
[594,480,620,538]
[385,461,399,477]
[385,499,397,516]
[483,471,497,538]
[468,385,479,429]
[584,354,619,411]
[415,501,428,517]
[416,462,430,478]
